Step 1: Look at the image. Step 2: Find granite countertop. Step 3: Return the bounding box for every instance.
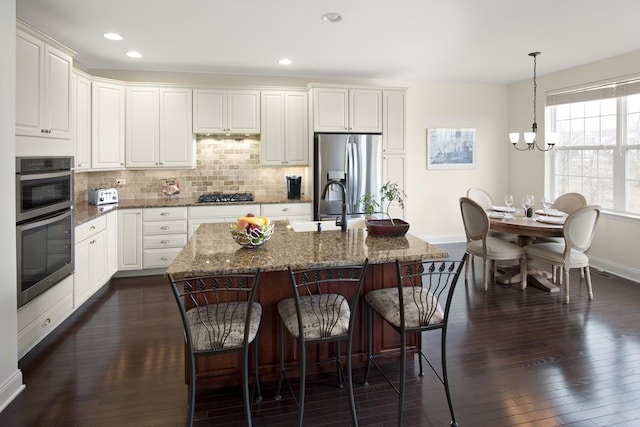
[73,196,313,226]
[165,221,449,280]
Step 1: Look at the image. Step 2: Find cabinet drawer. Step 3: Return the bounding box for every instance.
[143,234,188,249]
[143,247,183,268]
[75,215,107,243]
[18,291,73,358]
[261,203,311,218]
[18,274,73,329]
[143,207,188,221]
[188,204,259,220]
[142,220,188,235]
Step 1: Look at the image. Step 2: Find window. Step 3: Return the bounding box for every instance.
[547,79,640,215]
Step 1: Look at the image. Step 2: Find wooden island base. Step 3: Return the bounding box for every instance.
[192,262,414,387]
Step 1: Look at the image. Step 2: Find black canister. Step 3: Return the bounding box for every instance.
[287,175,302,199]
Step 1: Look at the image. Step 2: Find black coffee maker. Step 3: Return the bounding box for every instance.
[286,175,302,199]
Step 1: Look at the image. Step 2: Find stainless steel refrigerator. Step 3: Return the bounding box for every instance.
[314,133,383,221]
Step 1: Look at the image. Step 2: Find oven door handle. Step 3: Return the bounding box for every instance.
[19,209,72,231]
[18,170,71,182]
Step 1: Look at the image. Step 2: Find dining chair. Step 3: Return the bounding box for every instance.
[362,255,468,427]
[459,197,528,290]
[466,187,516,247]
[552,192,587,215]
[525,205,600,304]
[274,260,369,427]
[168,270,263,427]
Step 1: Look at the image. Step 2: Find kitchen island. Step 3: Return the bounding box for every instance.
[166,221,449,385]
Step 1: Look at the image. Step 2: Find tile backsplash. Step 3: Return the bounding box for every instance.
[74,137,307,202]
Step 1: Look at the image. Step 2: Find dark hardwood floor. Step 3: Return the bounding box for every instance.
[2,243,640,426]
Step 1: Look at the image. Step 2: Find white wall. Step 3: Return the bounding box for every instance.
[508,50,640,281]
[0,1,25,413]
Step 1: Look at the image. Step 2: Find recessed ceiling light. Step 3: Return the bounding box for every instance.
[278,58,292,65]
[321,12,342,23]
[126,51,142,58]
[103,32,123,41]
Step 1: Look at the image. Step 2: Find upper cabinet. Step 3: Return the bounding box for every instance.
[193,89,260,135]
[16,23,74,139]
[382,90,406,154]
[73,71,92,170]
[126,86,194,168]
[312,87,382,133]
[92,80,126,169]
[260,90,308,166]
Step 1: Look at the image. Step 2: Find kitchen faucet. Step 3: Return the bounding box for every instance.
[321,180,348,232]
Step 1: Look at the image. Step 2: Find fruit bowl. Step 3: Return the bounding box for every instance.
[230,222,274,248]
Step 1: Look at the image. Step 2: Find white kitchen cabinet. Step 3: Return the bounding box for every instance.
[142,207,188,268]
[193,89,260,134]
[126,87,194,168]
[383,154,406,219]
[117,209,142,270]
[16,24,74,139]
[260,90,308,166]
[73,71,92,170]
[74,215,109,307]
[188,204,259,237]
[106,211,118,277]
[92,80,126,169]
[382,90,406,154]
[261,203,312,222]
[17,274,73,359]
[312,87,382,133]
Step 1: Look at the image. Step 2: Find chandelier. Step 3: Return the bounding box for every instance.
[509,52,556,151]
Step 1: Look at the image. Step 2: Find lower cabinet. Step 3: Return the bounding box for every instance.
[17,275,74,359]
[74,215,109,307]
[142,207,188,268]
[118,209,143,270]
[261,202,312,222]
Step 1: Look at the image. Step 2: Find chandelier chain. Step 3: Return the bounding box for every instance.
[532,53,537,127]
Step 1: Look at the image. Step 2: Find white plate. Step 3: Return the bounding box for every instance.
[535,216,565,225]
[535,209,566,217]
[491,205,516,213]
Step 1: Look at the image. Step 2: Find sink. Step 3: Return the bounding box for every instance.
[289,219,366,232]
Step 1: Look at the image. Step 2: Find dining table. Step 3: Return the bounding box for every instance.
[489,208,565,292]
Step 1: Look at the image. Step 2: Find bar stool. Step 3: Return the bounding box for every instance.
[275,260,368,427]
[168,270,262,427]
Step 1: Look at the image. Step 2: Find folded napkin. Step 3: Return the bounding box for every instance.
[535,209,566,217]
[489,212,505,219]
[491,205,516,213]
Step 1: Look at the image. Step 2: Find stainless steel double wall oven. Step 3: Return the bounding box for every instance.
[16,156,74,307]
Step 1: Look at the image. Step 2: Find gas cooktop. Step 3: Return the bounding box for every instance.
[196,192,254,203]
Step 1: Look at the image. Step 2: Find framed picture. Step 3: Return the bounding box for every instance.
[427,128,476,169]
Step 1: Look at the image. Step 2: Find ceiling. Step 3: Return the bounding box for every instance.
[16,0,640,84]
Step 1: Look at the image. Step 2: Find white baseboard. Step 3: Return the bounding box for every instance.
[589,256,640,284]
[0,369,25,413]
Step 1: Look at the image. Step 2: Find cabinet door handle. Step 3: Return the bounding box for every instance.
[160,239,170,244]
[90,239,96,244]
[90,225,96,230]
[160,212,170,216]
[160,226,170,230]
[42,318,51,327]
[282,207,290,212]
[160,256,170,261]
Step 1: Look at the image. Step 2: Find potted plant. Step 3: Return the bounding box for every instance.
[361,181,410,236]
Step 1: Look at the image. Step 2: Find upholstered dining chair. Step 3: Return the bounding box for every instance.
[168,270,262,427]
[275,260,369,427]
[551,192,587,215]
[466,187,516,244]
[525,205,600,304]
[459,197,528,290]
[362,255,467,427]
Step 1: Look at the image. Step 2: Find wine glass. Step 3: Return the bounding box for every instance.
[542,199,553,215]
[504,194,514,218]
[522,195,533,218]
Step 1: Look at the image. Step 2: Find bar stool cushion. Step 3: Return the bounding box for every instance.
[365,287,444,328]
[187,302,262,351]
[278,294,350,339]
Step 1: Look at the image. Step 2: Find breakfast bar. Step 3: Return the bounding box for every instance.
[166,221,449,386]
